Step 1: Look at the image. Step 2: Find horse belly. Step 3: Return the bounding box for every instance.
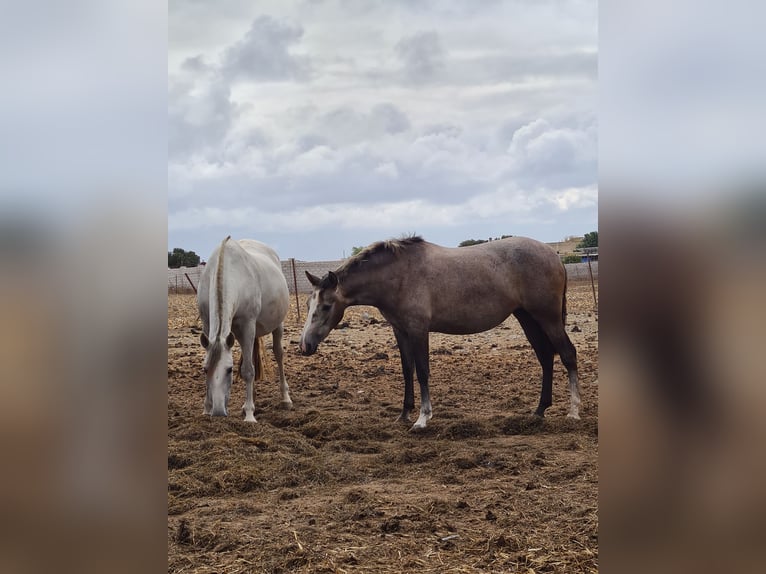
[429,308,510,335]
[255,294,289,336]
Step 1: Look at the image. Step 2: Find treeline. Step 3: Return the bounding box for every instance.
[459,231,598,249]
[458,235,514,247]
[168,247,201,269]
[577,231,597,249]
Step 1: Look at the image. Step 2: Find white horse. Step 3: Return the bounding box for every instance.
[197,236,292,422]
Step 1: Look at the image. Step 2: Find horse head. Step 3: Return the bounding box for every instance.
[200,331,236,416]
[299,271,347,355]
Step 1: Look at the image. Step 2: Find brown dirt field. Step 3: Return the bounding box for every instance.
[168,282,598,573]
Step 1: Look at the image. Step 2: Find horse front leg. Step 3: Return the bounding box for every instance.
[393,327,415,424]
[411,334,432,431]
[239,324,257,422]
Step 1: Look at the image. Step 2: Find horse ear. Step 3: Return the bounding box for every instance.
[200,332,209,348]
[305,271,321,287]
[225,332,235,348]
[327,271,338,288]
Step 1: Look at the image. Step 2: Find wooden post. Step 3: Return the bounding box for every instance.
[184,273,197,294]
[587,256,597,307]
[290,258,301,324]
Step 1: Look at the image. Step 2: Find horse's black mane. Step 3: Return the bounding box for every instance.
[337,235,424,276]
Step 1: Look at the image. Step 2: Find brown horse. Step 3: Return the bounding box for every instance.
[299,236,581,431]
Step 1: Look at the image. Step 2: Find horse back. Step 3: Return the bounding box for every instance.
[234,240,289,332]
[418,238,566,333]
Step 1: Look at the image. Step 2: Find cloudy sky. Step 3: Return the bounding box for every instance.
[168,0,597,261]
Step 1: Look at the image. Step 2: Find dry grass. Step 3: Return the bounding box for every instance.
[168,284,599,573]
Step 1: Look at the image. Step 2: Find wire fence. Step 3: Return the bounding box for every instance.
[168,259,598,295]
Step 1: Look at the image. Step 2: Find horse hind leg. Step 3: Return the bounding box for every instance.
[563,341,581,419]
[539,315,581,419]
[514,309,555,417]
[272,324,293,409]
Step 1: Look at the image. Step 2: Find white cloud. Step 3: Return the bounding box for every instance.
[507,118,597,188]
[169,183,597,235]
[549,186,599,211]
[374,161,399,179]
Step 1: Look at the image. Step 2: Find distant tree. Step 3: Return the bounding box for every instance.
[561,254,582,264]
[350,246,365,256]
[459,234,513,247]
[576,231,598,249]
[458,239,488,247]
[168,247,201,268]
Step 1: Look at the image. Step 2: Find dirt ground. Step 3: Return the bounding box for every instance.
[168,282,598,573]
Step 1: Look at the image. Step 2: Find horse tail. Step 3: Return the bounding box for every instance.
[210,235,232,340]
[253,336,270,380]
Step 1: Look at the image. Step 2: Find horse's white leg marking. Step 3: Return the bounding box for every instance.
[566,371,582,419]
[243,381,256,422]
[411,398,433,431]
[273,325,293,409]
[240,327,257,422]
[203,391,212,416]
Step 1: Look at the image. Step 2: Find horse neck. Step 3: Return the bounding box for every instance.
[338,261,399,309]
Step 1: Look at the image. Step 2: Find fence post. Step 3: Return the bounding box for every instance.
[587,257,597,307]
[184,273,197,294]
[290,258,301,324]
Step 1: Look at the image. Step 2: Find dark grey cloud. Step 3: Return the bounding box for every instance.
[180,54,209,73]
[294,133,329,153]
[314,103,411,146]
[169,14,313,159]
[221,16,310,82]
[395,31,445,83]
[455,51,597,84]
[422,123,462,138]
[168,78,239,159]
[370,103,411,134]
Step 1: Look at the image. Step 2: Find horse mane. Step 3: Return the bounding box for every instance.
[338,235,425,276]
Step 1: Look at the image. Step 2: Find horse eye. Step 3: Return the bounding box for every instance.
[321,304,332,312]
[226,367,233,375]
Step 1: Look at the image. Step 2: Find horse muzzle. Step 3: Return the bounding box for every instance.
[299,340,317,356]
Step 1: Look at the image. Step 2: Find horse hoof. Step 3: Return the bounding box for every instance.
[279,401,294,411]
[244,414,257,423]
[566,412,581,420]
[409,423,427,432]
